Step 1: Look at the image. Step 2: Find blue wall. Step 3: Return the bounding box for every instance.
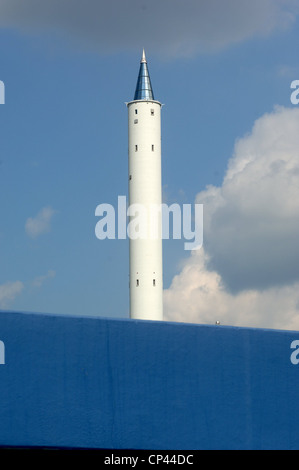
[0,310,298,449]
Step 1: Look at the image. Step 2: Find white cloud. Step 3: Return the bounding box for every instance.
[32,270,56,288]
[164,249,299,330]
[164,106,299,330]
[0,0,297,57]
[0,281,24,308]
[199,106,299,292]
[0,270,56,310]
[25,206,56,239]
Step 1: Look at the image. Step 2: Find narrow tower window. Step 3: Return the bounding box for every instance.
[151,145,154,151]
[136,279,139,287]
[153,279,156,286]
[135,145,138,152]
[134,119,138,124]
[151,109,154,116]
[135,109,138,114]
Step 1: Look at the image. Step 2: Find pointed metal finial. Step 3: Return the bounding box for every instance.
[141,48,147,63]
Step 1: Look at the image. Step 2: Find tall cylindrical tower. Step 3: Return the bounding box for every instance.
[127,50,163,321]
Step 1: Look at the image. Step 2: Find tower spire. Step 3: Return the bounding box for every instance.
[133,49,154,101]
[141,48,146,63]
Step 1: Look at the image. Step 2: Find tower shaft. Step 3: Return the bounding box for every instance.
[127,52,163,321]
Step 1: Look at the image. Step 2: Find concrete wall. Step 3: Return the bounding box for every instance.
[0,310,298,449]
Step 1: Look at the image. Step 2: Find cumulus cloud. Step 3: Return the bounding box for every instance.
[0,0,297,57]
[25,206,56,239]
[164,106,299,330]
[199,106,299,292]
[164,249,299,330]
[0,281,24,308]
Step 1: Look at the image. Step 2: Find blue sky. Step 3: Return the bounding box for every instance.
[1,0,299,329]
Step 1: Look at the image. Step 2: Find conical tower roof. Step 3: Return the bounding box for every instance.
[133,49,155,101]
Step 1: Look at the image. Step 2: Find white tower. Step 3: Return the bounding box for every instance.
[127,50,163,321]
